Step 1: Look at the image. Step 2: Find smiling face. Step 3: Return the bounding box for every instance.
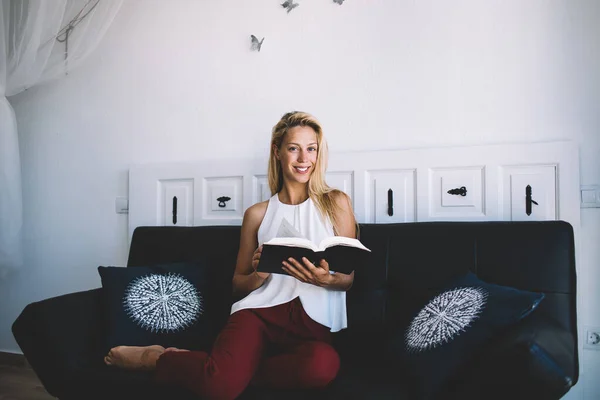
[274,125,319,186]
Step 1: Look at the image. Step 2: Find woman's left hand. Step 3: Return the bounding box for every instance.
[282,257,354,290]
[282,257,334,287]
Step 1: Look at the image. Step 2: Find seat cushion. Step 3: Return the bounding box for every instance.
[237,360,411,400]
[66,360,411,400]
[65,363,198,400]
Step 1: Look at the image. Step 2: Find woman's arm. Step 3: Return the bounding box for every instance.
[325,190,356,290]
[332,190,358,240]
[232,202,269,298]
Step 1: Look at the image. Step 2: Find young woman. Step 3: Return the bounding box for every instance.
[105,111,358,399]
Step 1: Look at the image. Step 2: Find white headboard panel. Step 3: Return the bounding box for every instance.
[128,141,580,243]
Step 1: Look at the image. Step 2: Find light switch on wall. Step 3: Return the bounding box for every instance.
[581,185,600,208]
[115,197,128,214]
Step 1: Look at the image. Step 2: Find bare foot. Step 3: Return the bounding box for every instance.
[104,345,165,370]
[164,347,191,353]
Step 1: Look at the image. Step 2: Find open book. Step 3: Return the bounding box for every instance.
[258,236,371,276]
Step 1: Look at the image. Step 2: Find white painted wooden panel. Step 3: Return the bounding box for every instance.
[366,170,416,223]
[158,179,194,226]
[129,142,580,245]
[203,176,244,219]
[128,159,265,239]
[326,171,354,202]
[253,175,270,203]
[428,166,485,219]
[501,165,557,221]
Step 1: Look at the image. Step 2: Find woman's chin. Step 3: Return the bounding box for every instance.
[288,174,311,184]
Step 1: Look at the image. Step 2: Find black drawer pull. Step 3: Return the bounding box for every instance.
[525,185,538,216]
[447,186,467,196]
[217,196,231,208]
[172,196,177,225]
[388,189,393,216]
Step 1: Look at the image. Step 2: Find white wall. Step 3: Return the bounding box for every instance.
[2,0,599,397]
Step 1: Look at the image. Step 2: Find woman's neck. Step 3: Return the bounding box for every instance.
[278,184,309,205]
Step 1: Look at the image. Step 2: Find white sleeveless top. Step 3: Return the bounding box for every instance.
[230,194,348,332]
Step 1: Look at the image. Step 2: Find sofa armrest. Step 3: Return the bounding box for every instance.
[12,288,107,398]
[448,312,578,400]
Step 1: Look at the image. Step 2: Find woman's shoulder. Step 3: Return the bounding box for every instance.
[243,200,269,226]
[328,189,352,208]
[327,189,356,238]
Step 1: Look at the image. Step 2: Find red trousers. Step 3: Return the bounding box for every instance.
[155,297,340,400]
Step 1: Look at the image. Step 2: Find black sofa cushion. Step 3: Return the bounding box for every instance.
[447,310,577,400]
[98,262,231,352]
[388,272,545,399]
[11,289,107,399]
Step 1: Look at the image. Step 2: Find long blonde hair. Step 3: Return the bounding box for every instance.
[267,111,354,236]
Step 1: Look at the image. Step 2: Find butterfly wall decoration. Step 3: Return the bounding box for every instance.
[250,35,265,52]
[281,0,299,13]
[249,0,348,54]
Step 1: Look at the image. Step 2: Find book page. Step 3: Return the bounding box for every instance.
[263,236,319,251]
[318,236,371,252]
[276,218,306,239]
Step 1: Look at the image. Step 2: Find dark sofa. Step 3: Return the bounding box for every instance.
[12,221,578,399]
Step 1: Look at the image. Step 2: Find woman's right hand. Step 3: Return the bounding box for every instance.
[252,245,270,280]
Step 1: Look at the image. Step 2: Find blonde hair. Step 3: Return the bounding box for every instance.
[267,111,356,236]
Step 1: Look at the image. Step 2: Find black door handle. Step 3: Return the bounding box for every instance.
[525,185,538,216]
[447,186,467,196]
[172,196,178,225]
[217,196,231,208]
[387,189,393,216]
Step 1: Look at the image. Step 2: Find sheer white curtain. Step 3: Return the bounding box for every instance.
[0,0,123,277]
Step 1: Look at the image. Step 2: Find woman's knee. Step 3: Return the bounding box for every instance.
[304,342,340,387]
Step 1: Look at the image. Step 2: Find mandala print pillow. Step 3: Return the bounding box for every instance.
[98,262,226,352]
[394,272,545,400]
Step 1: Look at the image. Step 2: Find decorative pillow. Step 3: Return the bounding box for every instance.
[389,272,545,400]
[98,262,230,352]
